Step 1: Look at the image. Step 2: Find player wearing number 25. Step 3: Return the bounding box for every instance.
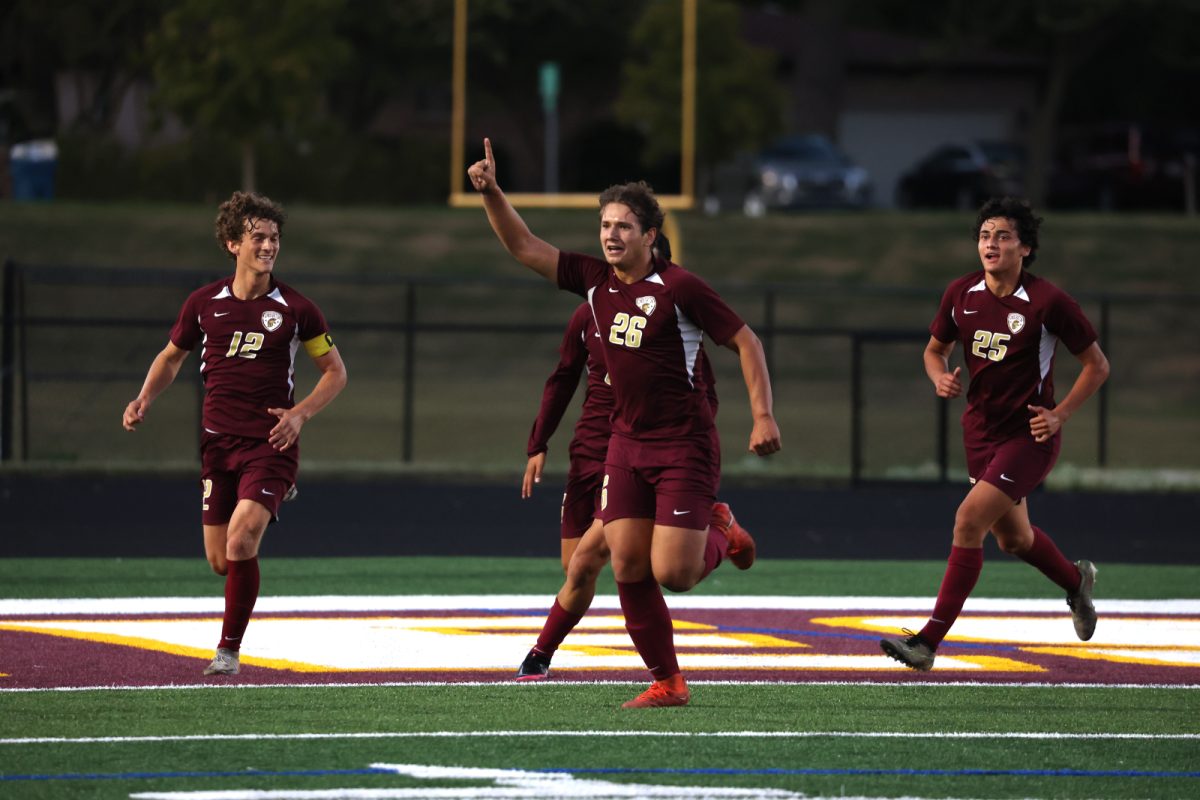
[122,191,347,677]
[881,196,1109,671]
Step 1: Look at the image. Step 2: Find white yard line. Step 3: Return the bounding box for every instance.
[5,729,1199,746]
[3,678,1200,694]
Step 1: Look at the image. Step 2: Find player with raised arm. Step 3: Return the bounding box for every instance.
[469,138,780,706]
[880,197,1109,671]
[122,191,347,676]
[516,247,754,681]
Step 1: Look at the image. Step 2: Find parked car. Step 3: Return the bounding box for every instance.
[705,134,873,215]
[895,141,1024,210]
[1047,123,1198,211]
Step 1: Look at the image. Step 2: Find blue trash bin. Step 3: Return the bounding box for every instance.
[9,140,58,201]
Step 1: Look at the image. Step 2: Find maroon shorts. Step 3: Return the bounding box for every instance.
[601,430,720,529]
[561,456,604,539]
[966,432,1060,502]
[200,431,299,525]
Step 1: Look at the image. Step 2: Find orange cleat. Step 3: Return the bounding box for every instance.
[621,673,690,708]
[711,501,755,570]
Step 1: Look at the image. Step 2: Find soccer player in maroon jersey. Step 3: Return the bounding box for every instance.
[515,281,753,682]
[122,191,347,676]
[880,197,1109,671]
[469,138,781,706]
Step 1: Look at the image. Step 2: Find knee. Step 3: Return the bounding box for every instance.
[995,529,1033,556]
[952,512,988,547]
[566,556,604,590]
[208,555,228,576]
[654,566,698,594]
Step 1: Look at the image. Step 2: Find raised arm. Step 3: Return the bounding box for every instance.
[724,325,781,456]
[122,341,190,430]
[467,137,559,281]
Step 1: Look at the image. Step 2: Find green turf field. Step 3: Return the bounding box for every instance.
[2,556,1197,799]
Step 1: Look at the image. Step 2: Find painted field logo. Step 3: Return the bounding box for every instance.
[1,596,1197,688]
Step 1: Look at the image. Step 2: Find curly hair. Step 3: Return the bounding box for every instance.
[973,196,1042,267]
[598,181,664,236]
[215,191,286,259]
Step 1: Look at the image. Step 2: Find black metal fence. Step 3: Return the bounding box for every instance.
[2,259,1196,483]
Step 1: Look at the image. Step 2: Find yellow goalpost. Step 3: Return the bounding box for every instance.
[447,0,697,256]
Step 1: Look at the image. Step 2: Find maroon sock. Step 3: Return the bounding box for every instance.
[218,556,260,652]
[918,546,983,650]
[1019,526,1083,593]
[616,577,679,681]
[532,598,585,658]
[698,525,727,580]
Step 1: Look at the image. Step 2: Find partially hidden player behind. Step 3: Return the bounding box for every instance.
[515,234,755,682]
[880,196,1109,671]
[122,191,348,676]
[469,138,781,707]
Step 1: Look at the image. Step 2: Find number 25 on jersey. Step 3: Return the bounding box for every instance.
[971,330,1010,362]
[608,313,646,349]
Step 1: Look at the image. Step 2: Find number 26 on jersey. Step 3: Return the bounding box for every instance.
[608,313,647,349]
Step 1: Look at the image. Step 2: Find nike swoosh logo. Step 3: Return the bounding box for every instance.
[214,312,230,317]
[962,310,979,315]
[608,287,619,293]
[261,488,275,495]
[672,509,690,516]
[1000,474,1015,483]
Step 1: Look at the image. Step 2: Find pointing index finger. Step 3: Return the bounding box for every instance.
[484,137,494,167]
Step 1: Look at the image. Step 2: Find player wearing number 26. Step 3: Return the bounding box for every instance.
[122,191,347,676]
[468,138,781,708]
[880,196,1109,672]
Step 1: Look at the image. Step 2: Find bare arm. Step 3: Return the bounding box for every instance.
[724,325,781,456]
[924,336,962,398]
[467,137,559,280]
[267,347,348,451]
[1028,341,1110,442]
[122,341,190,430]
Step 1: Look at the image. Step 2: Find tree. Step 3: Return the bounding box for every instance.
[615,0,785,194]
[144,0,350,192]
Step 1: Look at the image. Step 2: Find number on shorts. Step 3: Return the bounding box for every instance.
[601,473,609,511]
[202,478,212,511]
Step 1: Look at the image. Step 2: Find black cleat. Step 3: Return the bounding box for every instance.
[880,629,936,671]
[515,649,551,681]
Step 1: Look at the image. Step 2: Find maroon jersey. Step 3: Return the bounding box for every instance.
[930,270,1097,443]
[528,302,720,461]
[557,252,740,440]
[169,277,332,439]
[527,302,613,464]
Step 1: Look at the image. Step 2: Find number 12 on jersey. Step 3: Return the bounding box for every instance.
[226,331,265,359]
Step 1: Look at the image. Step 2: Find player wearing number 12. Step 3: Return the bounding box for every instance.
[880,197,1109,671]
[122,191,347,676]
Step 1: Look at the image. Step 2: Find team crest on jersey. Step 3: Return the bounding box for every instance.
[635,296,657,316]
[261,310,283,332]
[1006,312,1026,334]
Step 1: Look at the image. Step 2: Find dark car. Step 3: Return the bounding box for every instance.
[896,141,1025,210]
[1047,123,1198,211]
[705,134,872,215]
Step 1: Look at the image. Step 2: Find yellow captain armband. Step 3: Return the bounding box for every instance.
[303,333,335,358]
